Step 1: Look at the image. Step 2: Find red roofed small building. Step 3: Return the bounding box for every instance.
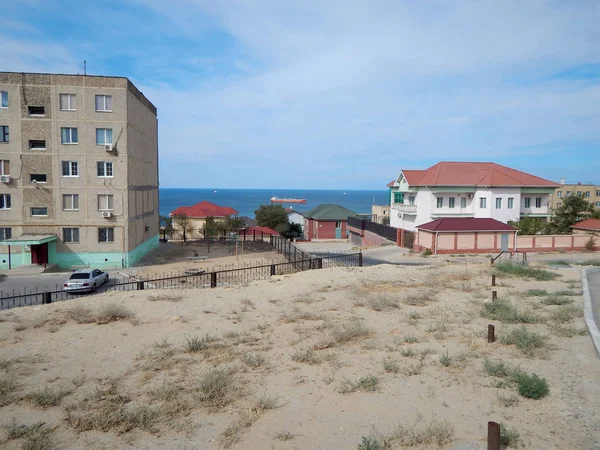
[571,218,600,235]
[414,218,518,254]
[387,162,559,231]
[170,201,239,240]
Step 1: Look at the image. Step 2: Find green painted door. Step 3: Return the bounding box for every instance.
[335,221,342,239]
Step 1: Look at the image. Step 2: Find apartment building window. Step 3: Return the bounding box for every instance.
[596,202,600,208]
[495,198,502,209]
[557,202,562,208]
[0,228,11,240]
[0,126,8,143]
[59,94,76,111]
[98,227,114,243]
[62,194,79,211]
[524,197,531,208]
[29,140,46,150]
[596,190,600,197]
[508,198,514,209]
[63,227,80,243]
[436,197,443,208]
[60,127,78,144]
[535,197,542,208]
[61,161,79,177]
[0,194,11,210]
[31,207,48,216]
[98,194,114,211]
[27,106,45,116]
[565,191,571,197]
[577,191,582,197]
[585,191,591,198]
[448,197,455,208]
[479,198,487,208]
[30,174,47,183]
[409,195,415,205]
[556,191,562,198]
[393,192,404,204]
[97,161,113,177]
[96,128,113,145]
[0,160,9,176]
[0,91,7,108]
[95,95,112,112]
[460,197,466,208]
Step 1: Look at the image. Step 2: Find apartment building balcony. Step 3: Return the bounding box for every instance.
[391,204,417,215]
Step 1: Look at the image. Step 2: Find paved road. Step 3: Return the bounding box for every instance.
[588,268,600,330]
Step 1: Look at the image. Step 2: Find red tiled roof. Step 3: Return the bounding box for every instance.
[386,179,395,187]
[417,218,517,232]
[170,201,239,218]
[571,218,600,231]
[244,226,279,236]
[400,162,558,187]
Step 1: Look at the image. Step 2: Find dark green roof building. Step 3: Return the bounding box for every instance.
[304,204,357,240]
[304,204,357,220]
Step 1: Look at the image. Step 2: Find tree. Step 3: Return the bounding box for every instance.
[202,216,219,238]
[254,204,288,230]
[172,213,194,242]
[381,216,390,225]
[159,215,174,241]
[509,216,550,235]
[548,195,595,234]
[281,223,303,241]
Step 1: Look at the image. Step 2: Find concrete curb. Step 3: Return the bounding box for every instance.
[582,268,600,360]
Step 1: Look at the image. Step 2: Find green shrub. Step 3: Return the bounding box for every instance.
[482,301,538,324]
[550,305,581,324]
[500,326,548,357]
[421,249,432,257]
[358,435,384,450]
[500,423,521,447]
[482,359,520,378]
[513,373,549,399]
[541,296,573,306]
[524,289,547,297]
[495,262,559,281]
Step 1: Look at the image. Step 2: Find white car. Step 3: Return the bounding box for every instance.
[63,269,109,293]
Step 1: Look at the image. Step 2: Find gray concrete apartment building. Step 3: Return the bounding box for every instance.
[0,72,159,270]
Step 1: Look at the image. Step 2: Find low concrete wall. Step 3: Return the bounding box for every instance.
[516,234,598,252]
[348,228,394,247]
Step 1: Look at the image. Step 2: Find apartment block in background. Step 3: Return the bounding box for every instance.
[0,72,159,270]
[550,178,600,211]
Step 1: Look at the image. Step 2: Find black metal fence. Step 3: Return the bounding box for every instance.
[0,252,361,311]
[347,216,398,242]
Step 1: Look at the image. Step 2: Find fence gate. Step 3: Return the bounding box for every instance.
[403,230,414,248]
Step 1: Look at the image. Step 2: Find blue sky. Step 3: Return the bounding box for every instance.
[2,0,599,189]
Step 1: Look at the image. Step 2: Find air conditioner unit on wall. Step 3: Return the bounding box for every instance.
[101,211,113,218]
[468,194,473,199]
[104,144,113,152]
[0,175,10,183]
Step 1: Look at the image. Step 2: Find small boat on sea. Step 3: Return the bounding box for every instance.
[271,197,307,204]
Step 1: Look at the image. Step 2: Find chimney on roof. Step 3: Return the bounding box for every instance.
[578,182,581,185]
[559,177,566,185]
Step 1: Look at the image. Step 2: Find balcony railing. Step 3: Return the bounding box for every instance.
[392,204,417,214]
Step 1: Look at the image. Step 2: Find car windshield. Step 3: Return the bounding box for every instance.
[69,273,90,280]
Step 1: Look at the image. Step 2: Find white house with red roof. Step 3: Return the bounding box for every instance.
[170,201,239,239]
[387,162,559,231]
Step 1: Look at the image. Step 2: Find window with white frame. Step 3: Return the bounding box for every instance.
[60,127,78,144]
[596,190,600,197]
[95,95,112,112]
[508,198,514,209]
[585,191,591,198]
[29,140,46,150]
[98,194,114,211]
[556,191,562,197]
[557,202,562,208]
[565,191,571,197]
[436,197,443,208]
[596,202,600,208]
[577,191,582,197]
[98,227,114,242]
[0,126,8,143]
[97,161,113,177]
[63,227,80,243]
[59,93,76,111]
[96,128,113,145]
[448,197,455,208]
[0,160,9,176]
[0,91,7,108]
[460,197,466,208]
[31,207,48,216]
[0,228,10,240]
[62,194,79,211]
[524,197,531,208]
[408,195,415,205]
[495,198,502,209]
[535,197,542,208]
[61,161,78,177]
[479,197,487,209]
[0,194,11,209]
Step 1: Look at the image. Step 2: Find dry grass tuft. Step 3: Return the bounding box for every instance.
[0,375,18,406]
[313,319,373,350]
[549,305,582,324]
[291,348,323,364]
[66,305,95,324]
[339,375,379,394]
[220,394,279,448]
[94,303,133,324]
[197,368,238,410]
[389,418,454,447]
[403,290,436,307]
[22,386,71,408]
[3,420,54,450]
[242,353,267,368]
[280,307,324,323]
[500,326,549,358]
[148,294,183,302]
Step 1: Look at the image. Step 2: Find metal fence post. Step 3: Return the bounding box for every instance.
[487,422,500,450]
[137,281,144,291]
[42,291,52,304]
[270,264,276,276]
[487,324,495,343]
[211,272,217,288]
[358,252,363,267]
[317,258,323,269]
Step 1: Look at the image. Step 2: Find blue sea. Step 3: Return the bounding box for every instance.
[159,189,388,218]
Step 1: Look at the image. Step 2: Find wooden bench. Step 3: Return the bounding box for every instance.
[71,264,91,272]
[188,256,208,262]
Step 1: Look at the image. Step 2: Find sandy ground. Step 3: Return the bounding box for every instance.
[0,261,599,449]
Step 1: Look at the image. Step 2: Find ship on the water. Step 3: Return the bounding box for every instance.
[270,196,307,204]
